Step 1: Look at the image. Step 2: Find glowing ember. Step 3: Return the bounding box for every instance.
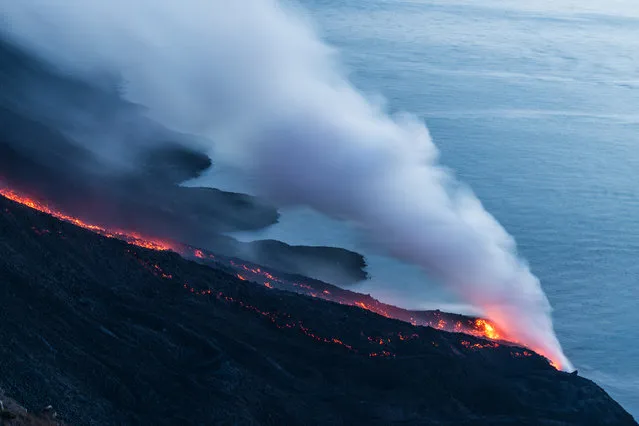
[461,340,500,350]
[0,187,173,251]
[397,333,419,341]
[511,350,533,358]
[369,350,394,358]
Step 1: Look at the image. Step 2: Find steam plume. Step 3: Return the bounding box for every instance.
[1,0,572,369]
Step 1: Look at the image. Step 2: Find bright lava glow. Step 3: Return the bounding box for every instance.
[0,186,173,251]
[0,184,559,369]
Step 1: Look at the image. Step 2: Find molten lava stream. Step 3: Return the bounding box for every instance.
[0,185,560,368]
[0,186,173,251]
[217,252,546,361]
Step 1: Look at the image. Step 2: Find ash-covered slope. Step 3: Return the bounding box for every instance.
[0,195,636,426]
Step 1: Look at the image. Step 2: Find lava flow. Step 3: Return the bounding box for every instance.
[0,184,555,368]
[136,257,533,362]
[211,257,512,343]
[188,249,561,368]
[0,186,173,251]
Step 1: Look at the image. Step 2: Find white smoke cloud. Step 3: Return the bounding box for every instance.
[1,0,572,369]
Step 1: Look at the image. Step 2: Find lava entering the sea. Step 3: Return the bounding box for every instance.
[187,248,559,368]
[0,184,555,368]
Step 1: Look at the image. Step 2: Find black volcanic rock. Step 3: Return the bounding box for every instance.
[231,239,369,284]
[0,194,636,425]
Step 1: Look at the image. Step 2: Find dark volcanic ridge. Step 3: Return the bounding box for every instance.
[0,184,636,425]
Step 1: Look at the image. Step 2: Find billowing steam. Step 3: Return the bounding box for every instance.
[1,0,572,369]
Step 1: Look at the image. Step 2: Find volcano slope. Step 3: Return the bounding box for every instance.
[0,195,636,426]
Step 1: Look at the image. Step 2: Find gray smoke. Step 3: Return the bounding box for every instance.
[1,0,572,369]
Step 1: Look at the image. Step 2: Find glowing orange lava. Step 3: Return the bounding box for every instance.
[461,340,500,350]
[224,253,526,353]
[473,319,501,340]
[0,187,173,251]
[1,185,560,369]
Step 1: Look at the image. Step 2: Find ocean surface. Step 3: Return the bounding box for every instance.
[204,0,639,416]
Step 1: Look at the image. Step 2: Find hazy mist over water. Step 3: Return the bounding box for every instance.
[207,0,639,416]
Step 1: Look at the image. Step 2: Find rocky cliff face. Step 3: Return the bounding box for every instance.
[0,194,636,426]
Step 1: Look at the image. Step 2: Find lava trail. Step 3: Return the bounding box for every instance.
[0,186,173,251]
[0,184,554,367]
